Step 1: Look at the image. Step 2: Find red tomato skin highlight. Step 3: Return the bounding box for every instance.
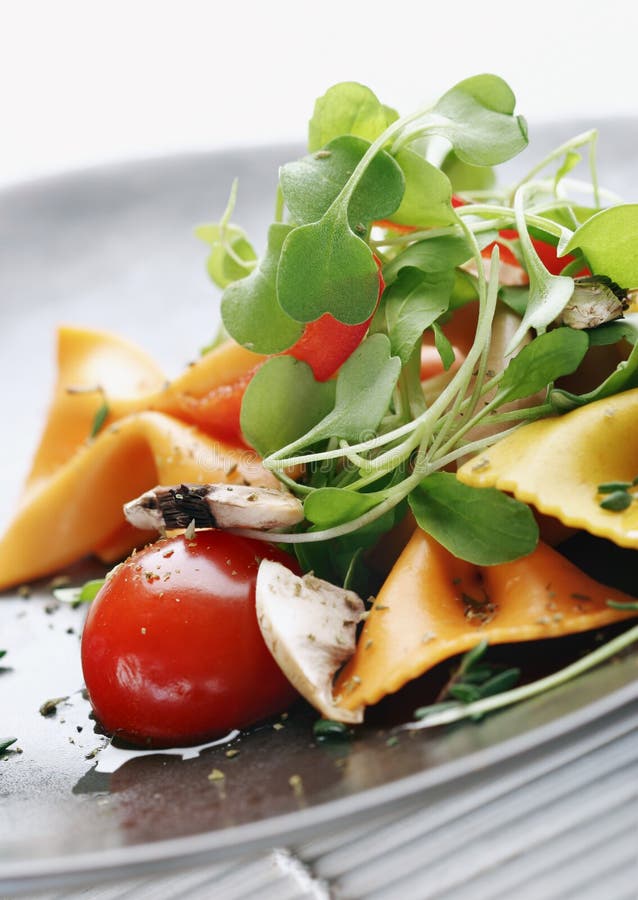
[81,532,299,747]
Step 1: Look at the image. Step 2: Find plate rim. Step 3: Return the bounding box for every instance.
[1,132,638,891]
[3,669,638,892]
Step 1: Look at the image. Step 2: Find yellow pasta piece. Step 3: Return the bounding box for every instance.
[335,529,638,711]
[457,389,638,549]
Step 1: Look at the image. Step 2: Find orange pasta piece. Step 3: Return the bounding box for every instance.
[0,327,271,590]
[335,529,638,711]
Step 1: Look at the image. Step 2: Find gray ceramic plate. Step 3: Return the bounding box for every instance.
[1,122,638,894]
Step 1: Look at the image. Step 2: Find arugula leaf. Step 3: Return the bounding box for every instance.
[240,356,335,458]
[495,327,589,404]
[280,136,404,230]
[383,235,474,285]
[277,210,381,325]
[409,472,538,565]
[308,82,397,151]
[221,224,303,353]
[564,204,638,286]
[389,149,457,228]
[428,74,528,166]
[381,268,455,365]
[432,323,455,370]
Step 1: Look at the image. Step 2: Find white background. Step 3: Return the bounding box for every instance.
[1,0,637,187]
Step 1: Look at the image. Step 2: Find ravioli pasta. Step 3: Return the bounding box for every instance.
[0,327,270,590]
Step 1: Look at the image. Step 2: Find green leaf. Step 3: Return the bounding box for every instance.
[587,315,638,347]
[304,487,384,529]
[564,204,638,287]
[382,268,454,364]
[90,400,109,439]
[308,82,395,151]
[505,194,575,353]
[383,235,473,285]
[313,718,352,740]
[429,74,528,166]
[301,334,401,444]
[295,503,404,594]
[277,211,380,325]
[409,472,538,565]
[432,322,455,370]
[240,356,335,457]
[442,150,495,192]
[554,150,582,191]
[389,149,457,228]
[280,135,405,230]
[53,578,106,606]
[550,336,638,410]
[0,737,17,753]
[498,286,529,317]
[221,224,303,353]
[495,328,589,404]
[195,222,257,289]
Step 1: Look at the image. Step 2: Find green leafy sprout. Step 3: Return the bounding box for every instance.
[197,75,637,588]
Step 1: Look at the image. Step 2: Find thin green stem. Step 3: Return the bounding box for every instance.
[405,621,638,730]
[507,130,598,201]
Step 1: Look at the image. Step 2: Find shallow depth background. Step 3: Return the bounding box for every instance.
[1,0,637,186]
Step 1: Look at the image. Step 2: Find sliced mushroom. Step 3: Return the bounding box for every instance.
[124,483,304,533]
[255,560,366,724]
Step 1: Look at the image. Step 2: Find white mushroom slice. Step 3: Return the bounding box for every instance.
[124,483,304,533]
[256,560,366,724]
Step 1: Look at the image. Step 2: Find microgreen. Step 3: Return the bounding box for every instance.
[195,179,257,289]
[198,75,637,577]
[408,621,638,730]
[308,81,397,152]
[90,398,109,440]
[312,718,352,741]
[280,136,404,231]
[379,268,455,364]
[53,578,106,606]
[221,224,303,353]
[277,212,381,325]
[564,204,638,286]
[437,640,521,706]
[390,150,457,228]
[240,356,335,458]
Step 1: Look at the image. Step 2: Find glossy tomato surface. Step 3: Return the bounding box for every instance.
[81,531,299,747]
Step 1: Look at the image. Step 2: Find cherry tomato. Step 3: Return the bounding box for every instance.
[81,532,299,747]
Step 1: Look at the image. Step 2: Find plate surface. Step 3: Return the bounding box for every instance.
[1,121,638,892]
